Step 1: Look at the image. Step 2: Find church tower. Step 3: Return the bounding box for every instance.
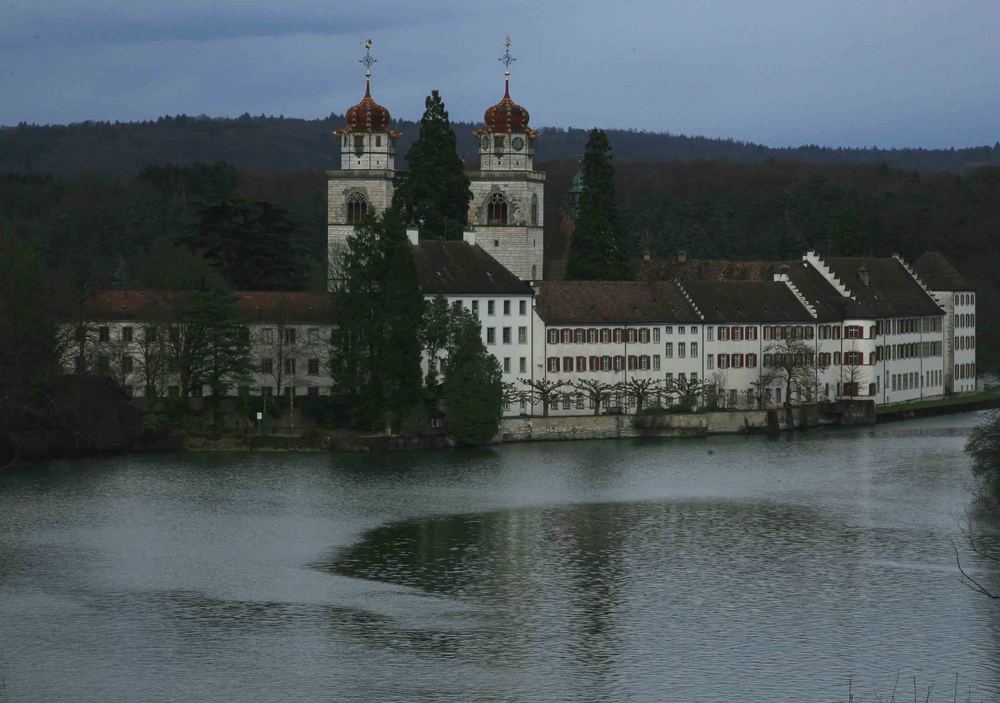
[468,38,546,281]
[327,39,400,286]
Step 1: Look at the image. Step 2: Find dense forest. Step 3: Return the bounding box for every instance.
[3,114,1000,179]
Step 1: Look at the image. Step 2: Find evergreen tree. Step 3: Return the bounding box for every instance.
[381,243,425,431]
[393,91,472,240]
[442,308,503,445]
[332,207,423,430]
[566,129,631,280]
[180,198,306,290]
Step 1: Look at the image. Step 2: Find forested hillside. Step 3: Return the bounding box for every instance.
[3,114,1000,179]
[2,157,997,369]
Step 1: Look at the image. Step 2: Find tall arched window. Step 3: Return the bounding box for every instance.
[487,192,508,225]
[530,194,539,226]
[346,192,367,224]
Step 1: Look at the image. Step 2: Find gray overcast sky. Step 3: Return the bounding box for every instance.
[2,0,999,148]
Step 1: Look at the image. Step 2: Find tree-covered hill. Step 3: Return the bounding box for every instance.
[3,114,1000,179]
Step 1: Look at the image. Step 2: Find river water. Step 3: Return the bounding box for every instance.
[1,413,998,702]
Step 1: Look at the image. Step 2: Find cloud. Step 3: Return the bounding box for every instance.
[3,0,1000,147]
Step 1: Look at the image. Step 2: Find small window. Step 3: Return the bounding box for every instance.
[488,300,495,315]
[519,300,526,315]
[503,300,511,315]
[353,134,365,156]
[121,326,133,343]
[531,194,539,226]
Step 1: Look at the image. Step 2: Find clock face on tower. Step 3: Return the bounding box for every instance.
[481,136,490,151]
[511,136,525,151]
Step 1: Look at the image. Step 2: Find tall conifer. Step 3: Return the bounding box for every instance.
[566,129,632,280]
[394,91,472,240]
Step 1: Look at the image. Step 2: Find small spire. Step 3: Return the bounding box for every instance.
[498,36,515,95]
[360,38,376,90]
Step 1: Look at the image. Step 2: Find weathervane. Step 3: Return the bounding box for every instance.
[499,36,515,77]
[360,38,376,81]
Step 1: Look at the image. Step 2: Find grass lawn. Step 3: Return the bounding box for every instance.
[875,390,1000,415]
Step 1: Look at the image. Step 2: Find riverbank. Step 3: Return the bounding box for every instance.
[875,391,1000,422]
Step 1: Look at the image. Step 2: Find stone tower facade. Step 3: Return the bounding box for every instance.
[327,55,400,287]
[467,52,545,281]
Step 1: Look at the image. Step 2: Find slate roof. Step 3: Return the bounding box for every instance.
[82,291,341,324]
[412,241,534,296]
[820,257,943,318]
[635,257,845,321]
[912,252,974,291]
[680,280,815,323]
[534,281,700,325]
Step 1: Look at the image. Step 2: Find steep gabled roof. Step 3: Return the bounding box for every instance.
[635,257,846,321]
[912,251,974,291]
[680,280,814,323]
[820,256,943,318]
[82,290,341,324]
[535,281,700,325]
[412,241,533,296]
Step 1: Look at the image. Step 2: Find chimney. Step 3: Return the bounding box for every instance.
[857,266,870,287]
[463,230,477,246]
[773,264,790,282]
[676,250,687,263]
[643,249,651,262]
[406,228,419,246]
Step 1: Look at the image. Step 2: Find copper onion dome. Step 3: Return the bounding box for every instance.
[484,79,532,134]
[343,81,393,134]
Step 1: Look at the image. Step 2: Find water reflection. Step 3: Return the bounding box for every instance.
[0,413,998,702]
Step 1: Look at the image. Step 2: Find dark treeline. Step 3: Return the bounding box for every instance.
[4,114,1000,179]
[3,157,999,372]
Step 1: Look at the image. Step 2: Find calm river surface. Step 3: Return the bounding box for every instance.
[1,413,999,702]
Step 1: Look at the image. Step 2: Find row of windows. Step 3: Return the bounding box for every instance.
[474,299,528,317]
[260,358,323,375]
[957,335,976,351]
[956,293,975,306]
[486,326,529,345]
[501,357,529,374]
[956,363,977,380]
[891,372,927,393]
[707,353,759,370]
[547,355,663,373]
[881,317,942,336]
[124,384,330,399]
[956,313,976,328]
[877,341,943,361]
[710,326,759,342]
[664,342,698,358]
[90,325,332,345]
[547,326,698,345]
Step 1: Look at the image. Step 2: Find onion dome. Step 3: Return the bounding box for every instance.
[484,79,531,134]
[343,80,393,134]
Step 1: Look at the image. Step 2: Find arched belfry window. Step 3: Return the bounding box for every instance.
[346,191,367,224]
[487,192,508,225]
[530,194,539,226]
